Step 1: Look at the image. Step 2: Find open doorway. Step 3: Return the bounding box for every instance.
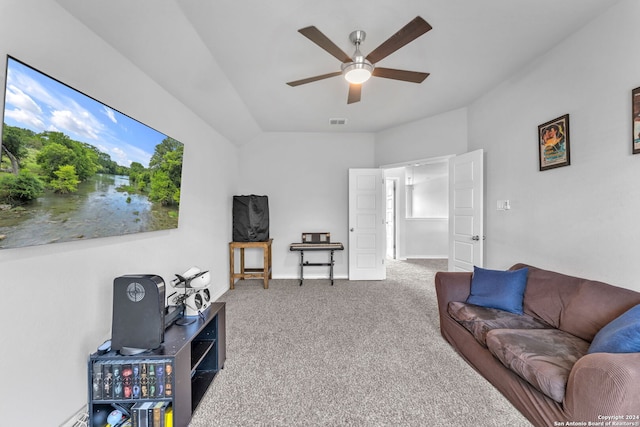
[383,156,451,261]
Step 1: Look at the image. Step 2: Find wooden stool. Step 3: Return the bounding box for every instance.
[229,239,273,289]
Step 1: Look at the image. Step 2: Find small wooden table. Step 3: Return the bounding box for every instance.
[229,239,273,289]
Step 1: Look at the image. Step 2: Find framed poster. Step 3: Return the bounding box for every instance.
[538,114,570,171]
[633,86,640,154]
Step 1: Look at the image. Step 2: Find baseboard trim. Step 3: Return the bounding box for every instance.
[59,406,87,427]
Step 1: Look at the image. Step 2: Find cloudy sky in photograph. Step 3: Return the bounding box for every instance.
[2,57,169,167]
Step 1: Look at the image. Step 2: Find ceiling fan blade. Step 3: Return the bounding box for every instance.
[347,84,362,104]
[298,26,352,63]
[366,16,432,64]
[372,67,430,83]
[287,71,342,87]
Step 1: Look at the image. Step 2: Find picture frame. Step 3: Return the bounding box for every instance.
[632,86,640,154]
[538,114,570,171]
[0,56,184,250]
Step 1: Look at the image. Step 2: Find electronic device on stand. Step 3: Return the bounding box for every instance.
[111,274,166,355]
[167,267,211,326]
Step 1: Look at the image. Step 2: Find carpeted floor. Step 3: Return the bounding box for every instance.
[189,259,531,426]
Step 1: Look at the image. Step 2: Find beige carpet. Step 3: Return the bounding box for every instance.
[189,259,531,426]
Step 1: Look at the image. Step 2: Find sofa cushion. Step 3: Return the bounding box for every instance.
[588,304,640,354]
[466,266,528,314]
[511,263,583,329]
[486,328,589,403]
[448,301,551,346]
[560,280,640,342]
[511,263,640,340]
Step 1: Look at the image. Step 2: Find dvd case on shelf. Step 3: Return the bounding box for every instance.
[90,359,173,402]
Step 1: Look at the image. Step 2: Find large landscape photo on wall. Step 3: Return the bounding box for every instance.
[0,56,184,249]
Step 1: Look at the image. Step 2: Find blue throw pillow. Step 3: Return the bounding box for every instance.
[466,266,529,315]
[588,304,640,354]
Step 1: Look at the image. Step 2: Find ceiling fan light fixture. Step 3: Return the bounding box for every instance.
[287,17,432,103]
[342,61,374,84]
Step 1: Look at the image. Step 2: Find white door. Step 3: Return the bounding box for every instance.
[448,149,484,272]
[349,169,386,280]
[385,178,396,259]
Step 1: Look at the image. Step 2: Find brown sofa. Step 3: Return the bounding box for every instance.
[435,263,640,427]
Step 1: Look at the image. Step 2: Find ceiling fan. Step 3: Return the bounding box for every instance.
[286,16,432,104]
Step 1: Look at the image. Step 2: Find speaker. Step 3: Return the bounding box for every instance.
[184,288,211,316]
[111,275,165,352]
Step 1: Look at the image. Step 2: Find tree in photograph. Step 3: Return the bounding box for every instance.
[92,147,118,175]
[162,147,184,187]
[37,132,98,181]
[148,137,183,206]
[0,170,45,203]
[149,169,177,206]
[74,143,99,181]
[149,137,182,168]
[128,162,145,185]
[36,143,77,180]
[1,126,29,175]
[50,164,80,194]
[0,145,20,175]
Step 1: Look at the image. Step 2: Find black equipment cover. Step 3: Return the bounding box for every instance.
[232,195,269,242]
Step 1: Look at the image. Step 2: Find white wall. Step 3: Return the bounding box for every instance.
[406,171,449,258]
[411,174,448,218]
[375,107,468,166]
[404,219,448,259]
[236,132,375,279]
[0,2,238,425]
[468,0,640,290]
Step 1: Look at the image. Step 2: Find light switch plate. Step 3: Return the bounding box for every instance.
[497,200,511,210]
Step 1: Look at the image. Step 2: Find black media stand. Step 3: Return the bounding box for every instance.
[88,302,225,427]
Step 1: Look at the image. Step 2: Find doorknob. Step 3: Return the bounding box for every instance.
[471,235,480,241]
[350,228,354,232]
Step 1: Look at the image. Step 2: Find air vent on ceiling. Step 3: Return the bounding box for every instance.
[329,118,347,125]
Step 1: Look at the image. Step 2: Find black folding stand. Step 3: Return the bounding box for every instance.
[289,233,344,286]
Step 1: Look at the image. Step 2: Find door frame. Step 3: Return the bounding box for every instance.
[385,177,397,259]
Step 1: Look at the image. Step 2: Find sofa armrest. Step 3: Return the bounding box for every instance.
[565,352,640,420]
[434,271,472,304]
[434,271,472,311]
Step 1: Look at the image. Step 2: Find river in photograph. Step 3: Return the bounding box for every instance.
[0,174,179,249]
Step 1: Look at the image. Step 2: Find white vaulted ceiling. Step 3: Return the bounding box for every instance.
[56,0,622,146]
